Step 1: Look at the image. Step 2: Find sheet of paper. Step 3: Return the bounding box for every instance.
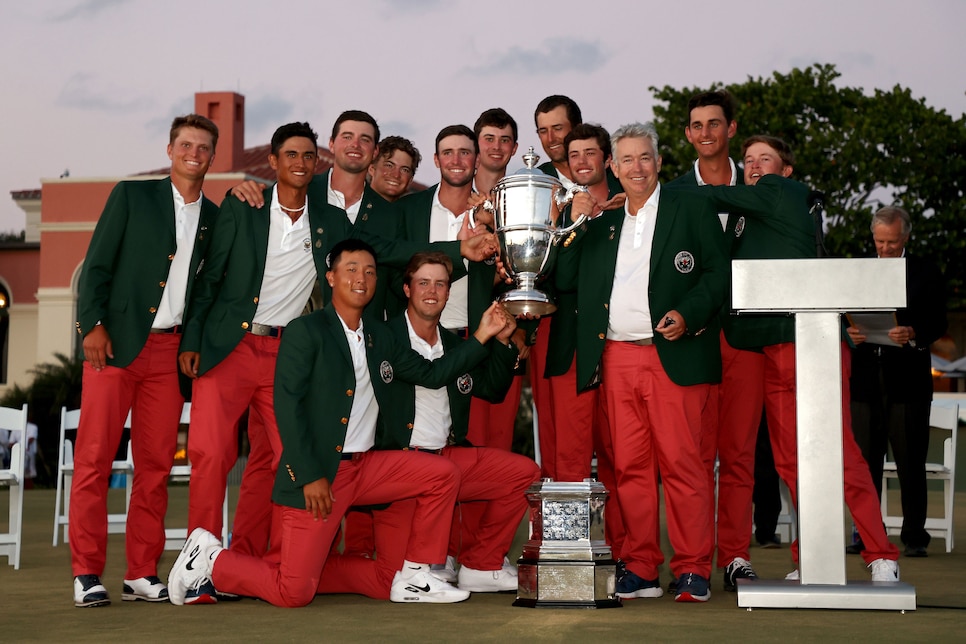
[846,312,901,346]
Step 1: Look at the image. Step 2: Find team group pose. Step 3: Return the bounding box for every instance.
[72,88,939,609]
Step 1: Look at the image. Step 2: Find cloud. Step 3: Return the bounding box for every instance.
[378,120,417,140]
[463,38,609,76]
[48,0,130,22]
[55,72,154,112]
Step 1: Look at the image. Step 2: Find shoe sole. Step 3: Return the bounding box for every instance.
[184,593,218,605]
[675,591,711,602]
[121,593,169,602]
[616,588,663,599]
[75,597,111,608]
[390,591,470,603]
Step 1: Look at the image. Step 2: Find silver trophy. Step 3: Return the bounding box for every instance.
[469,147,587,316]
[513,479,621,609]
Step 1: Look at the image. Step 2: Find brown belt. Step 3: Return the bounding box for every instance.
[340,452,364,462]
[622,337,653,346]
[405,446,444,455]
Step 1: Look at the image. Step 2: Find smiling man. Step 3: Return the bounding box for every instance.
[534,95,582,189]
[556,122,727,603]
[473,108,519,195]
[367,135,420,202]
[71,114,219,608]
[178,123,332,597]
[168,239,514,607]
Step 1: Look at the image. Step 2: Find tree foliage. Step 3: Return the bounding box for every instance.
[650,63,966,309]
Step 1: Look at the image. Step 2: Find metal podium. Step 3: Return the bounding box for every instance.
[731,258,916,611]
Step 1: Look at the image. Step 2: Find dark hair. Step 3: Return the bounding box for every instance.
[435,124,478,155]
[565,123,611,159]
[170,114,219,149]
[270,122,318,156]
[331,110,380,144]
[686,89,737,125]
[376,135,421,172]
[533,95,582,128]
[403,251,454,287]
[741,134,795,167]
[326,238,378,269]
[474,107,518,142]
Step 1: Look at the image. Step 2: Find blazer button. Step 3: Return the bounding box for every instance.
[149,307,157,314]
[159,281,166,288]
[598,333,605,340]
[346,389,353,396]
[603,303,608,310]
[335,445,343,452]
[168,254,175,260]
[253,297,259,304]
[341,417,348,424]
[407,423,414,430]
[241,322,250,330]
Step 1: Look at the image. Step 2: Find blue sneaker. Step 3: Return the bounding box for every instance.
[674,572,710,602]
[615,559,627,583]
[184,579,218,605]
[615,570,663,599]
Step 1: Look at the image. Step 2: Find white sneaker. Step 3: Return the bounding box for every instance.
[74,574,110,608]
[457,564,518,592]
[122,575,169,602]
[390,569,470,603]
[167,527,223,606]
[784,569,800,581]
[429,555,458,583]
[869,558,900,582]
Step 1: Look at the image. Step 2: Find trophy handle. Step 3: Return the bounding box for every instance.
[468,198,495,230]
[552,184,589,240]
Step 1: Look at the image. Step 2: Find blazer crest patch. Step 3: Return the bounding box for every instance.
[457,373,473,394]
[303,237,312,252]
[735,216,746,238]
[379,360,394,383]
[674,250,695,274]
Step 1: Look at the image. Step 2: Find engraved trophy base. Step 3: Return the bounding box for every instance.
[513,557,622,609]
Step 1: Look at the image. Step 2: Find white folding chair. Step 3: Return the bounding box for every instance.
[775,479,797,544]
[52,407,134,546]
[881,400,959,552]
[0,404,28,569]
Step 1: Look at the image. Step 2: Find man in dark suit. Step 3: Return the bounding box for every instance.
[847,205,947,557]
[557,122,728,602]
[71,114,219,607]
[167,239,513,607]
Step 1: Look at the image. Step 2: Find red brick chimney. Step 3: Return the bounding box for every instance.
[195,91,244,173]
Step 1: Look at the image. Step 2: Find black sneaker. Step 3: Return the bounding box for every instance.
[723,557,758,592]
[903,545,928,558]
[615,570,663,599]
[667,577,678,594]
[845,539,865,555]
[74,574,110,608]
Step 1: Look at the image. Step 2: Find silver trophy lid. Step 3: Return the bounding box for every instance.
[497,146,562,191]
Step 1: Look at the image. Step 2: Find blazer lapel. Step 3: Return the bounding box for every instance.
[650,189,673,275]
[322,306,353,367]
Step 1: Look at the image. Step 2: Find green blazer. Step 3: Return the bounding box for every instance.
[77,178,217,368]
[271,306,490,510]
[306,172,466,321]
[702,175,816,349]
[179,186,337,375]
[376,313,519,450]
[395,185,492,330]
[555,185,728,391]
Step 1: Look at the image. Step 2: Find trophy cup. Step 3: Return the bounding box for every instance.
[469,147,587,316]
[513,479,621,609]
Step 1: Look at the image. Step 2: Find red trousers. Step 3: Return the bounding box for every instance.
[701,333,764,567]
[212,451,459,606]
[466,375,523,451]
[530,317,555,476]
[70,333,183,579]
[599,341,713,580]
[762,342,899,564]
[188,334,283,555]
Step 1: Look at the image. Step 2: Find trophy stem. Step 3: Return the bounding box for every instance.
[499,273,557,317]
